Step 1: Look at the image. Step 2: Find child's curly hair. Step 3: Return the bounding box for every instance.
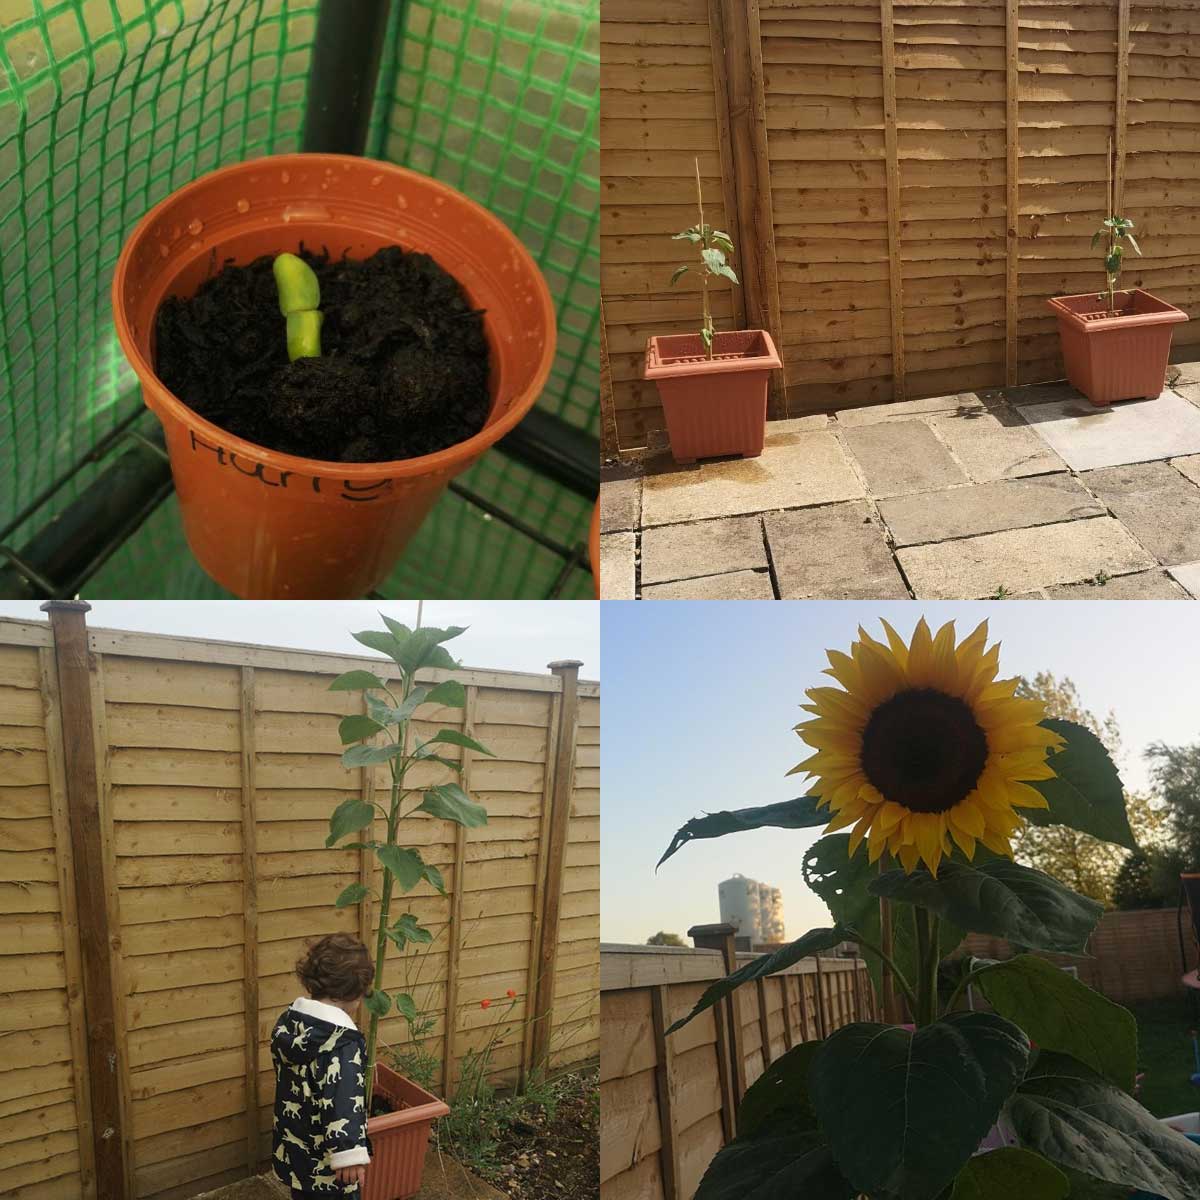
[295,933,375,1001]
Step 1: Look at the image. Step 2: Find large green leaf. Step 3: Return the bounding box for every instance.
[394,624,467,674]
[870,858,1102,953]
[666,926,848,1036]
[329,669,388,692]
[694,1120,853,1200]
[338,714,385,745]
[425,679,466,709]
[341,742,404,768]
[425,729,496,757]
[659,798,827,869]
[738,1040,821,1137]
[376,845,427,892]
[809,1013,1030,1200]
[950,1149,1068,1200]
[351,629,407,667]
[364,989,390,1018]
[803,834,963,1001]
[334,882,369,908]
[974,955,1136,1091]
[416,783,488,828]
[1008,1051,1200,1200]
[326,799,375,847]
[1025,719,1136,850]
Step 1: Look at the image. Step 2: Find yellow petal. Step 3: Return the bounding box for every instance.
[848,814,872,858]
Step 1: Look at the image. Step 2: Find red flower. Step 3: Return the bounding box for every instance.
[506,989,516,998]
[480,998,491,1010]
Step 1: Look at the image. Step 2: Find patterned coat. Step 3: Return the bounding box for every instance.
[270,999,371,1195]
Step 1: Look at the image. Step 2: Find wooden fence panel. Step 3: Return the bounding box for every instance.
[0,617,599,1200]
[600,946,874,1200]
[601,0,1200,452]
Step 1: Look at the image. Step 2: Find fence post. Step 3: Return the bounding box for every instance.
[529,660,584,1074]
[40,600,130,1200]
[689,922,747,1115]
[879,0,907,402]
[238,666,260,1174]
[442,684,478,1098]
[1004,0,1020,385]
[650,986,682,1200]
[715,0,788,416]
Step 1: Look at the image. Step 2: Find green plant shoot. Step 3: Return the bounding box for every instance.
[1092,216,1141,315]
[325,618,496,1108]
[273,252,323,360]
[668,156,738,360]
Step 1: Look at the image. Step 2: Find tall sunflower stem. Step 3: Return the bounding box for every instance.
[877,854,902,1024]
[851,933,919,1017]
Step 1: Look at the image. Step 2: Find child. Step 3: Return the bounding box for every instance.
[271,934,374,1197]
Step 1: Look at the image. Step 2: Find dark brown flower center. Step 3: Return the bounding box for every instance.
[860,688,988,813]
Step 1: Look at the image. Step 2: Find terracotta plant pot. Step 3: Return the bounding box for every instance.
[1046,288,1187,407]
[644,329,782,463]
[362,1062,450,1200]
[112,152,555,599]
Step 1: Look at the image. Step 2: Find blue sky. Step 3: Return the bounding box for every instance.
[601,600,1200,946]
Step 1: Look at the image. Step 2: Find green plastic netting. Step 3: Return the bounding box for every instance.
[0,0,598,598]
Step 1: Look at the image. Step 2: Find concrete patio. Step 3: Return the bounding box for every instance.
[599,365,1200,600]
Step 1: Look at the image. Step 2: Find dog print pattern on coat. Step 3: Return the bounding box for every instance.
[270,1008,370,1196]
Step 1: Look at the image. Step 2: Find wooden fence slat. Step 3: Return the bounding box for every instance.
[755,978,773,1069]
[39,646,97,1200]
[1114,0,1131,217]
[1005,0,1020,386]
[717,0,787,415]
[879,0,906,402]
[442,685,478,1099]
[650,986,681,1200]
[41,601,129,1200]
[530,662,584,1073]
[238,666,259,1175]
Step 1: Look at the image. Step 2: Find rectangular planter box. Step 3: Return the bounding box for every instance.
[362,1062,450,1200]
[645,329,782,463]
[1046,289,1188,406]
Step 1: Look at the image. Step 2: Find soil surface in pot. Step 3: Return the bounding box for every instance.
[154,245,490,463]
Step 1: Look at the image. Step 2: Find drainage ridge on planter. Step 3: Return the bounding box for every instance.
[112,152,556,599]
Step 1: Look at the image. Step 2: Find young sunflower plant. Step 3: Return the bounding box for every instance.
[659,619,1200,1200]
[325,617,494,1107]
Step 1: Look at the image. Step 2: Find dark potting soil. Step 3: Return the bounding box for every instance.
[154,245,490,463]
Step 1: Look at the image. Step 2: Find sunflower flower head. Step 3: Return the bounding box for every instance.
[791,618,1064,877]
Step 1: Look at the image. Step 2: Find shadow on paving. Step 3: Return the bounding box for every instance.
[193,1149,506,1200]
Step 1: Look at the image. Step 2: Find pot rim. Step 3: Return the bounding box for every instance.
[1045,287,1189,335]
[365,1060,450,1134]
[645,328,782,380]
[111,151,556,482]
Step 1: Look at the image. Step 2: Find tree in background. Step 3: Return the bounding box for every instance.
[1145,740,1200,868]
[646,931,686,947]
[1012,672,1167,907]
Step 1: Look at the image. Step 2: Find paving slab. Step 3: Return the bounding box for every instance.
[1082,460,1200,565]
[598,532,636,599]
[1170,453,1200,488]
[639,429,863,526]
[835,391,985,427]
[896,517,1154,599]
[840,420,970,497]
[877,474,1103,547]
[1043,570,1189,600]
[599,476,641,533]
[767,414,831,433]
[640,515,765,585]
[1167,562,1200,597]
[642,570,775,599]
[929,406,1066,482]
[764,502,909,599]
[1016,389,1200,471]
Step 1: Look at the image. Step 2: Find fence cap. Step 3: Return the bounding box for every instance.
[688,922,736,938]
[40,600,91,613]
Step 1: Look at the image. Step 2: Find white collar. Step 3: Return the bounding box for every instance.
[290,996,358,1030]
